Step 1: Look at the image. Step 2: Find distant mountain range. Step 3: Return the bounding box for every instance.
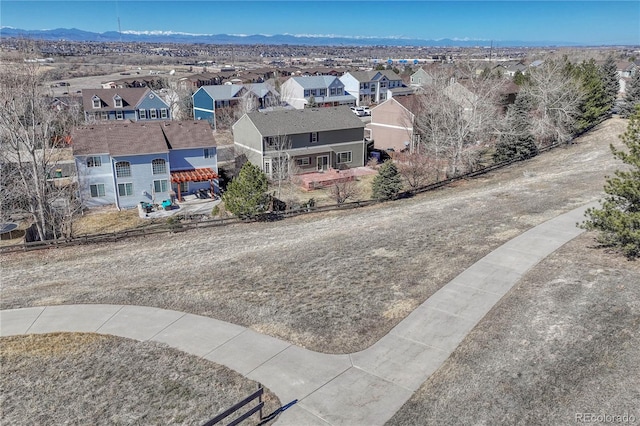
[0,27,592,48]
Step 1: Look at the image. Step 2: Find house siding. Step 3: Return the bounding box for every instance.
[369,99,414,152]
[112,153,171,208]
[137,93,172,121]
[193,88,215,120]
[75,155,116,208]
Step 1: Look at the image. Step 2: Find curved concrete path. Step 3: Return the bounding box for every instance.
[0,203,595,425]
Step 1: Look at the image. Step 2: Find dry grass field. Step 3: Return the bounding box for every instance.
[387,232,640,425]
[0,118,629,354]
[0,333,280,425]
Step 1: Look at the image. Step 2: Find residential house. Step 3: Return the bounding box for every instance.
[367,95,421,152]
[72,121,217,209]
[192,84,246,127]
[339,70,405,106]
[232,106,365,177]
[82,88,171,123]
[279,76,355,109]
[410,68,435,87]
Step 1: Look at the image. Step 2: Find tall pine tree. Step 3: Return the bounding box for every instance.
[601,56,620,109]
[494,91,538,162]
[581,105,640,258]
[574,59,610,132]
[621,72,640,118]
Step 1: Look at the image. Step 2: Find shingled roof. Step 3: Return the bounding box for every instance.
[81,87,151,111]
[243,106,365,137]
[72,121,215,156]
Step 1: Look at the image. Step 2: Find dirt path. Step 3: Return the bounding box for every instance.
[1,118,629,353]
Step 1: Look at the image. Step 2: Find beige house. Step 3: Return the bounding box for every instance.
[367,95,421,152]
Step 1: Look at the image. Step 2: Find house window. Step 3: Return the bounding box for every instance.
[160,108,168,119]
[117,182,133,197]
[337,151,352,164]
[303,90,311,97]
[330,87,337,96]
[114,95,123,108]
[296,157,310,166]
[152,158,166,175]
[153,179,168,193]
[101,112,108,120]
[86,156,102,167]
[381,81,387,88]
[204,148,215,158]
[116,110,123,120]
[92,97,101,109]
[310,132,318,143]
[90,184,105,197]
[150,109,157,119]
[179,181,188,193]
[263,137,276,149]
[319,89,327,97]
[139,109,147,119]
[115,161,131,178]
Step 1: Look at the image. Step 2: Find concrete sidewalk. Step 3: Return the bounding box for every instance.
[0,203,595,425]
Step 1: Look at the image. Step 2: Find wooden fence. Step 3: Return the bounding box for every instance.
[0,137,578,255]
[202,385,264,426]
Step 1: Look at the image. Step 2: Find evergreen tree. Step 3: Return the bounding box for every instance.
[620,72,640,118]
[494,91,538,162]
[371,161,403,201]
[574,59,610,132]
[221,162,268,217]
[580,106,640,259]
[601,56,620,109]
[513,70,530,86]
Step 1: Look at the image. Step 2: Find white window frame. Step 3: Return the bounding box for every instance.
[319,89,327,97]
[204,148,215,158]
[114,95,123,108]
[160,108,168,119]
[296,157,310,166]
[178,181,189,193]
[139,109,147,119]
[310,132,318,143]
[117,182,133,197]
[115,161,131,178]
[100,111,108,120]
[90,183,105,197]
[92,96,101,109]
[337,151,352,164]
[151,158,166,175]
[153,179,168,193]
[116,110,124,120]
[150,109,157,119]
[86,156,102,168]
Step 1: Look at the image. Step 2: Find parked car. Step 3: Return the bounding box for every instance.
[350,106,365,116]
[360,106,371,116]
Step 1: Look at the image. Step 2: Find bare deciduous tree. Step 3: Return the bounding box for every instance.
[394,152,435,190]
[522,60,582,146]
[0,59,83,241]
[330,179,361,204]
[413,65,506,178]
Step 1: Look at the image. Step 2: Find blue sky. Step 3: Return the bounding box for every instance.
[1,1,639,45]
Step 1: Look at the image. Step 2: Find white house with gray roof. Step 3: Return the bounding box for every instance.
[280,76,355,109]
[340,70,405,106]
[232,106,365,177]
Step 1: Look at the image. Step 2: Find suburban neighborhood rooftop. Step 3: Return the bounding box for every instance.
[243,106,365,136]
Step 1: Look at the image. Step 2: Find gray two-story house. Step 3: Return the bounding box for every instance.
[82,88,171,123]
[232,106,366,177]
